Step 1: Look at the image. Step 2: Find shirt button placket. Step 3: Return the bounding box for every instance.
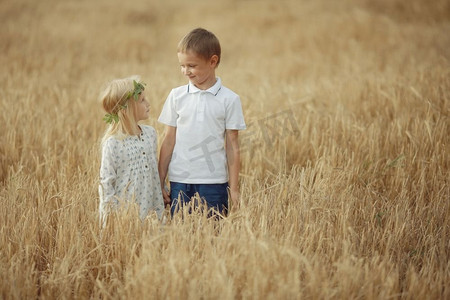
[198,92,205,122]
[142,144,147,168]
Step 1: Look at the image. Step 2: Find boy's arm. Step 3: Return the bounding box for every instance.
[159,125,176,205]
[226,129,241,210]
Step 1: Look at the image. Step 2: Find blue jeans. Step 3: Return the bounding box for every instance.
[170,182,229,216]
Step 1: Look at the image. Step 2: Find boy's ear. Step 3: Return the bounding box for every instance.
[210,55,219,67]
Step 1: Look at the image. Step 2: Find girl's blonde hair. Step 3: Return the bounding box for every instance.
[99,75,143,145]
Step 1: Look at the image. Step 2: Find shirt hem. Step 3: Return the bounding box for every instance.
[158,119,177,127]
[168,178,229,184]
[225,125,247,130]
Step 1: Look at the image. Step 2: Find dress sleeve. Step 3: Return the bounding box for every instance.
[150,127,158,161]
[99,140,118,211]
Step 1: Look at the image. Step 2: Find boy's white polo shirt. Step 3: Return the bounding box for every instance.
[158,77,246,184]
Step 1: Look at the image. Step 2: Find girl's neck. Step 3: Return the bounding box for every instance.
[127,124,141,137]
[134,124,142,136]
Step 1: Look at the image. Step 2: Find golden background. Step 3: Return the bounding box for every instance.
[1,0,449,298]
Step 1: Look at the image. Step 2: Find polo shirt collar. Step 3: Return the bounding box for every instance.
[188,77,222,96]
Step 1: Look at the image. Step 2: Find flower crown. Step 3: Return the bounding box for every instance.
[103,80,146,124]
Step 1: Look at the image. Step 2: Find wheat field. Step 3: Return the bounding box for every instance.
[1,0,449,299]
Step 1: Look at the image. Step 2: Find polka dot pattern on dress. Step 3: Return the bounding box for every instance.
[99,125,164,220]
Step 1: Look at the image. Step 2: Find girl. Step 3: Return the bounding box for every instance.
[98,75,164,225]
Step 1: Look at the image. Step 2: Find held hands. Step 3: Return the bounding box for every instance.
[162,184,240,210]
[162,185,171,205]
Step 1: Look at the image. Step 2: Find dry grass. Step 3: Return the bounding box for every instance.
[1,0,449,299]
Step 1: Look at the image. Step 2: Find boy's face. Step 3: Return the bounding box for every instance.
[177,50,218,90]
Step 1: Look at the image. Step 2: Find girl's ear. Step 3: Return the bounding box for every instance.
[210,55,219,67]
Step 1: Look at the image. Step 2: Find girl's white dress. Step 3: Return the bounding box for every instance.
[99,125,164,220]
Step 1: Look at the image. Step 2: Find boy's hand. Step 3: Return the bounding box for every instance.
[229,188,240,210]
[162,185,171,205]
[158,126,176,207]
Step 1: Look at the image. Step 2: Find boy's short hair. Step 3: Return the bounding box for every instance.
[177,28,221,65]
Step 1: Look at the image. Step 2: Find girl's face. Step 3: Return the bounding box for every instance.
[177,50,218,90]
[134,92,150,121]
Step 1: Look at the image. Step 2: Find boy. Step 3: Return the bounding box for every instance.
[158,28,246,216]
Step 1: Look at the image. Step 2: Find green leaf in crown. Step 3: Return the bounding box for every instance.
[103,113,119,124]
[127,80,146,101]
[134,80,146,100]
[102,80,146,124]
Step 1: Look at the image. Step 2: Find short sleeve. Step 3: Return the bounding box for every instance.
[158,89,178,127]
[225,95,246,130]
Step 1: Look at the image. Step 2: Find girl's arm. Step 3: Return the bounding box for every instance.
[99,141,118,217]
[158,125,177,204]
[226,129,241,210]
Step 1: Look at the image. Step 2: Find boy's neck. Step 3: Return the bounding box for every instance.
[193,76,217,90]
